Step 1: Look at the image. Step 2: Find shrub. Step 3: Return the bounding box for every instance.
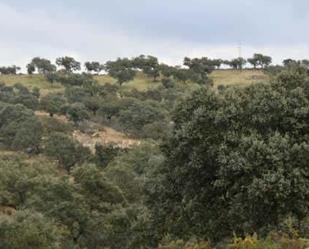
[162,78,175,89]
[44,132,91,171]
[40,93,67,117]
[232,235,278,249]
[95,143,121,168]
[40,116,73,134]
[0,103,42,152]
[158,239,211,249]
[57,73,93,86]
[118,99,166,135]
[65,103,89,124]
[0,210,64,249]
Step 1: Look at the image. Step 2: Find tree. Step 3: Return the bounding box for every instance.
[106,142,163,201]
[95,143,121,168]
[247,57,259,69]
[57,73,95,87]
[0,154,59,208]
[146,73,309,241]
[72,164,126,207]
[183,57,215,84]
[44,132,91,171]
[56,56,81,72]
[0,210,64,249]
[229,57,247,69]
[98,96,123,120]
[0,83,39,110]
[0,65,20,75]
[11,116,43,153]
[283,58,297,67]
[248,54,272,69]
[45,72,59,83]
[133,55,160,81]
[159,64,175,78]
[85,61,103,74]
[211,59,223,69]
[29,57,56,74]
[259,54,272,68]
[118,99,166,135]
[173,67,193,83]
[161,78,175,88]
[105,58,136,85]
[26,63,35,74]
[65,103,89,124]
[83,96,102,115]
[0,103,42,152]
[40,93,67,117]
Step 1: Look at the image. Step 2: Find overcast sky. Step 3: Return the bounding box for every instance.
[1,0,309,69]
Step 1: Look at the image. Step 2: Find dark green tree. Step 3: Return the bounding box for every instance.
[183,57,215,84]
[85,61,103,74]
[66,103,89,124]
[105,58,136,85]
[283,58,297,67]
[40,93,66,117]
[248,54,272,68]
[133,55,160,81]
[29,57,56,74]
[0,210,64,249]
[44,133,91,171]
[0,103,42,152]
[95,143,121,168]
[56,56,81,72]
[26,63,36,74]
[146,73,309,241]
[0,66,21,75]
[229,57,247,69]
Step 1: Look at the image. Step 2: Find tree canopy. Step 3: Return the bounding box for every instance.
[146,70,309,241]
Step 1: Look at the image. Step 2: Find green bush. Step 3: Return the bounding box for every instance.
[158,238,211,249]
[44,132,91,171]
[0,210,64,249]
[0,103,42,152]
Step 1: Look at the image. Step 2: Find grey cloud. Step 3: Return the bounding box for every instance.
[1,0,309,68]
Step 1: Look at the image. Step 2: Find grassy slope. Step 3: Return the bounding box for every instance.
[0,74,64,95]
[210,69,269,87]
[0,69,269,94]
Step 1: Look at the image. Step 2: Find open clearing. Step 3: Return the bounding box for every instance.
[35,111,140,152]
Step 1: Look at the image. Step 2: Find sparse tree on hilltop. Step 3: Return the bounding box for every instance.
[26,63,35,74]
[0,65,21,75]
[183,57,216,84]
[229,57,247,70]
[105,58,136,85]
[248,54,272,69]
[85,61,103,74]
[283,58,297,67]
[28,57,56,74]
[133,55,160,81]
[56,56,81,72]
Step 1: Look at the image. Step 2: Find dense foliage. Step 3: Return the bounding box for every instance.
[146,68,309,242]
[0,55,308,248]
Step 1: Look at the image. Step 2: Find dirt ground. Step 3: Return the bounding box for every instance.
[35,111,140,152]
[73,128,140,152]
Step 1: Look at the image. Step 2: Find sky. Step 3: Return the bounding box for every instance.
[1,0,309,69]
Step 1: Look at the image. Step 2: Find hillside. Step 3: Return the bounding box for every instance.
[0,64,308,249]
[0,69,269,95]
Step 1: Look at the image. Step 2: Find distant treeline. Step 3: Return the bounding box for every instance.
[1,54,308,85]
